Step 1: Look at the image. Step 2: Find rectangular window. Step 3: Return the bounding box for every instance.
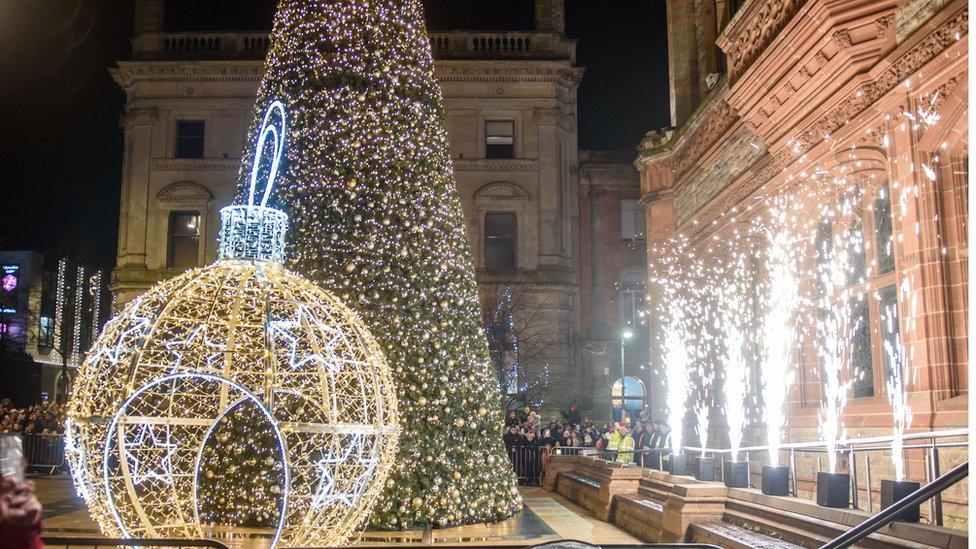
[484,212,517,271]
[618,288,645,329]
[38,316,54,348]
[168,212,201,271]
[620,199,645,241]
[485,121,515,159]
[814,221,833,300]
[850,297,874,398]
[875,183,895,274]
[847,221,866,285]
[175,120,205,159]
[879,284,900,381]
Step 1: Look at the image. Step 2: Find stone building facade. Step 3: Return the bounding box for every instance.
[110,0,644,413]
[639,0,967,523]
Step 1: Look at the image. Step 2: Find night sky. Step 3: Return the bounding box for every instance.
[0,0,668,273]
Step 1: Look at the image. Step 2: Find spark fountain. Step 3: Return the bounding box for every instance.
[810,185,863,508]
[718,274,751,488]
[879,279,920,522]
[758,205,799,496]
[663,304,690,476]
[693,398,715,481]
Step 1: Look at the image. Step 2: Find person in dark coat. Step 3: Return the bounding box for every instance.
[503,425,521,464]
[636,421,657,467]
[653,419,672,449]
[518,431,542,484]
[505,410,519,427]
[564,403,583,426]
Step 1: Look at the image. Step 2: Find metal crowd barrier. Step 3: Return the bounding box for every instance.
[550,446,665,467]
[24,433,65,475]
[509,445,546,484]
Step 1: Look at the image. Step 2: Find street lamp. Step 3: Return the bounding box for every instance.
[619,330,633,421]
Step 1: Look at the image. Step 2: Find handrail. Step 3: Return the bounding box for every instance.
[298,539,722,549]
[818,461,968,549]
[42,537,231,549]
[681,428,968,455]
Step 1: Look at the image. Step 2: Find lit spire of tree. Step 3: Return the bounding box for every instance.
[237,0,521,528]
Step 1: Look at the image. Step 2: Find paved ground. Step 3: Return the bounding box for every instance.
[34,475,641,546]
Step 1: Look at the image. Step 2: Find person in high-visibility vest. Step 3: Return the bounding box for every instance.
[616,425,636,464]
[602,422,622,460]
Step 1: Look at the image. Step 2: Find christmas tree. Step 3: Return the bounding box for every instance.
[237,0,521,528]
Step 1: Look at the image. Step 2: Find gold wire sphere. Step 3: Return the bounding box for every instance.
[66,258,400,548]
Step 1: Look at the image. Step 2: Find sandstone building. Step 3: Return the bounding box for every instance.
[110,0,647,414]
[638,0,967,522]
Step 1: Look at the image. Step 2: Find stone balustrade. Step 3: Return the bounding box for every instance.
[429,31,575,61]
[133,32,271,60]
[132,31,574,62]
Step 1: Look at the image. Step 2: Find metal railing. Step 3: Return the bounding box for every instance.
[42,538,230,549]
[819,461,969,549]
[508,445,547,484]
[550,446,667,468]
[23,433,66,474]
[545,429,967,526]
[681,428,968,525]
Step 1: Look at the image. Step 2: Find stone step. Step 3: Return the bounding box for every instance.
[691,521,805,549]
[723,498,958,549]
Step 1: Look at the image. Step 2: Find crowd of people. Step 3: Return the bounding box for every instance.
[502,404,674,482]
[0,399,66,437]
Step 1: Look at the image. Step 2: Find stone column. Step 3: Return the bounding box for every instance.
[889,122,959,415]
[535,0,566,35]
[535,107,564,265]
[116,109,157,269]
[694,0,719,91]
[133,0,164,36]
[667,0,700,127]
[635,132,676,420]
[589,188,609,339]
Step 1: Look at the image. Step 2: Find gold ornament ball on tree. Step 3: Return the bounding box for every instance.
[65,101,399,548]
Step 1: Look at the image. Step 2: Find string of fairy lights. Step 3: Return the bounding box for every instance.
[70,265,85,365]
[67,99,400,547]
[52,258,68,353]
[235,0,520,529]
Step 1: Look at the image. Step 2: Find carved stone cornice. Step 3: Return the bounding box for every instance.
[685,3,967,234]
[724,0,900,145]
[670,98,739,180]
[112,60,584,90]
[789,8,967,158]
[473,181,530,202]
[150,158,240,172]
[156,181,214,204]
[453,159,538,172]
[434,63,583,88]
[716,0,807,82]
[112,61,264,88]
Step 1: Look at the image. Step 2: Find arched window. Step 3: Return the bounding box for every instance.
[611,376,645,421]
